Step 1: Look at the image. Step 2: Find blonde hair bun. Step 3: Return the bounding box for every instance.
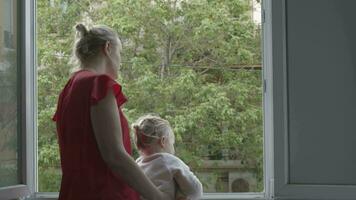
[72,24,119,65]
[75,23,88,38]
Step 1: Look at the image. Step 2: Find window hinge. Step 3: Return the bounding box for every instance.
[262,9,266,24]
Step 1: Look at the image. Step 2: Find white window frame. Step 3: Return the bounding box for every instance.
[26,0,275,199]
[25,0,37,196]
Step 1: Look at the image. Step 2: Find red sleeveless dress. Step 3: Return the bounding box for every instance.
[52,70,140,200]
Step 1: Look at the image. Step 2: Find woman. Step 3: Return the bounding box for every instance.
[52,24,169,200]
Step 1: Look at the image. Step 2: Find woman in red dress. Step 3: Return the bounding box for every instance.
[53,24,168,200]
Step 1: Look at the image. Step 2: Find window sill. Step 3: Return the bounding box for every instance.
[27,192,267,200]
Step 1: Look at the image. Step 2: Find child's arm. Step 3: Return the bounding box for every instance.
[166,155,203,200]
[174,166,203,200]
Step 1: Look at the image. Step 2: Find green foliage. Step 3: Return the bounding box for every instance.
[37,0,263,192]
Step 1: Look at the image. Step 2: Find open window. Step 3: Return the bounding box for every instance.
[35,0,268,199]
[4,0,272,199]
[0,0,36,199]
[3,0,356,200]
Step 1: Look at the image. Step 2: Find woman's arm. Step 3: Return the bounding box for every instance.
[90,89,167,200]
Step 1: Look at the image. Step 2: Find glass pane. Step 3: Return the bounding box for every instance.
[37,0,263,193]
[0,0,20,187]
[287,0,356,185]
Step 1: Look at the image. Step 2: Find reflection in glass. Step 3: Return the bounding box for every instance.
[0,0,19,187]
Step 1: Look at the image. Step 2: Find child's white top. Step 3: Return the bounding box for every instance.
[136,152,203,200]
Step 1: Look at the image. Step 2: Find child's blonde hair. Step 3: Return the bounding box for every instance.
[132,114,173,150]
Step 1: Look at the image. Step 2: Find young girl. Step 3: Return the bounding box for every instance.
[132,114,203,200]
